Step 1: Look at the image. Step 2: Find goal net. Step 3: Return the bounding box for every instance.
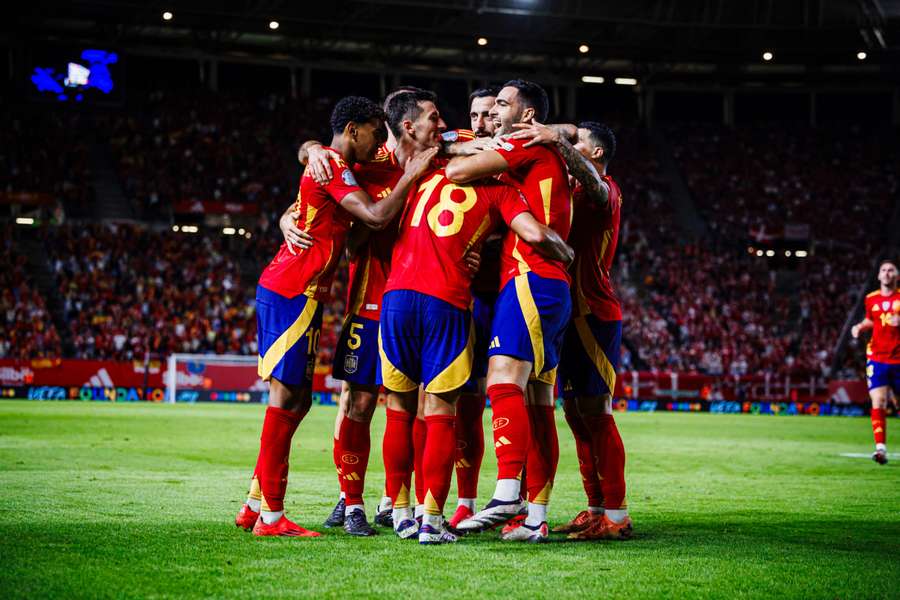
[165,353,266,403]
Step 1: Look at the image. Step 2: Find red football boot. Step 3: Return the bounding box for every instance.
[252,515,322,538]
[449,505,474,529]
[235,503,259,531]
[499,513,527,535]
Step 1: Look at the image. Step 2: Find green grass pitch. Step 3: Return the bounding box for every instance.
[1,400,898,599]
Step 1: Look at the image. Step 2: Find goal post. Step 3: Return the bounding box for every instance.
[165,353,265,404]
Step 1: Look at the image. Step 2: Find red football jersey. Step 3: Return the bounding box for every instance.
[570,176,623,320]
[495,137,572,288]
[865,289,900,364]
[386,169,528,310]
[258,149,361,300]
[345,152,406,320]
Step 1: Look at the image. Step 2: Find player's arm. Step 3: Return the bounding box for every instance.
[445,150,509,184]
[297,141,334,185]
[851,318,874,338]
[278,204,315,255]
[509,121,609,209]
[508,212,574,265]
[339,147,439,230]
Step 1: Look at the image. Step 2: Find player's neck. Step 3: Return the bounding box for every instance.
[880,284,896,296]
[393,138,418,165]
[329,135,355,165]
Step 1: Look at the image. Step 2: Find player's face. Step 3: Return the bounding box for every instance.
[410,101,446,148]
[879,263,898,287]
[469,96,496,138]
[574,128,604,162]
[353,119,388,161]
[490,86,526,136]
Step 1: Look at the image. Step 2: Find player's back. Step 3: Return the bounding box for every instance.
[495,138,572,287]
[386,169,525,310]
[570,175,623,320]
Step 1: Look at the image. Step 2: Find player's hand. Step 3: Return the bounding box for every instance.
[306,145,338,185]
[464,249,482,274]
[506,120,559,147]
[280,209,314,254]
[404,147,439,180]
[454,137,506,155]
[851,324,860,339]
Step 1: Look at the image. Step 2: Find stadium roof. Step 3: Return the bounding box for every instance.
[7,0,900,86]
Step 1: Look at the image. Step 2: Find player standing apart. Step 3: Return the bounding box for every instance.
[234,96,434,537]
[851,259,900,465]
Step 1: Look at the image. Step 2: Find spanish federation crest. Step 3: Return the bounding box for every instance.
[342,169,358,187]
[344,354,359,374]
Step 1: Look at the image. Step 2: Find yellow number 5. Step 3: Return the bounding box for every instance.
[347,322,364,350]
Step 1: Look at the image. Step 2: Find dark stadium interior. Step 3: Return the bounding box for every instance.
[2,0,899,393]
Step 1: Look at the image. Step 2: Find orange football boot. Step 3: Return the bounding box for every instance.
[568,514,633,541]
[252,515,321,538]
[235,503,259,530]
[551,510,599,533]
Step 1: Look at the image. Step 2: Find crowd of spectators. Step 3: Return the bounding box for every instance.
[0,108,95,219]
[0,227,62,359]
[105,91,329,221]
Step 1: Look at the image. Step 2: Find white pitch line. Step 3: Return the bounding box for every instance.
[839,452,899,459]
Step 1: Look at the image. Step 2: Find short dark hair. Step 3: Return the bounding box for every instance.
[383,86,424,110]
[578,121,617,164]
[469,86,500,105]
[502,79,549,122]
[880,259,898,270]
[385,88,438,138]
[330,96,385,134]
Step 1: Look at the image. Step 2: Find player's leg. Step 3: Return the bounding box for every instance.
[451,294,493,526]
[502,378,557,543]
[555,396,603,533]
[340,382,379,535]
[323,382,349,528]
[242,287,322,537]
[866,359,891,465]
[870,385,889,464]
[413,385,427,523]
[567,317,632,540]
[417,295,473,544]
[451,380,486,526]
[419,390,460,544]
[378,290,424,537]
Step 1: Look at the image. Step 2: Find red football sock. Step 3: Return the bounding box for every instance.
[585,413,627,510]
[525,404,559,504]
[257,406,302,513]
[332,436,345,495]
[488,383,530,480]
[563,400,603,507]
[383,408,414,508]
[455,392,486,499]
[423,414,456,516]
[872,408,887,445]
[413,416,427,505]
[338,417,371,506]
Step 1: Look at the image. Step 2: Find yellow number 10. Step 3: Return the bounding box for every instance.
[410,174,477,238]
